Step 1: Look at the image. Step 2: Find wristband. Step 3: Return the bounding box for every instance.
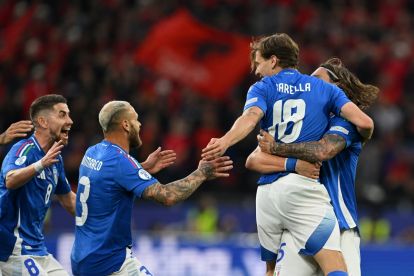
[285,158,297,172]
[33,160,44,173]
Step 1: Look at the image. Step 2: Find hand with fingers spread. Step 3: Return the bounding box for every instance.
[295,160,321,179]
[0,120,33,145]
[142,147,177,174]
[257,129,276,155]
[201,138,230,159]
[197,156,233,180]
[41,140,65,168]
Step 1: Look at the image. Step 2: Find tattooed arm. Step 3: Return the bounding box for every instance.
[258,130,346,163]
[142,156,233,206]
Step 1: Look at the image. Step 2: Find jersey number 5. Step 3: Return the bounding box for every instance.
[268,99,305,143]
[75,176,90,226]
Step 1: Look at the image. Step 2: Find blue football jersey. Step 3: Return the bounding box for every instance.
[71,140,158,276]
[320,116,362,230]
[0,135,71,261]
[244,69,350,185]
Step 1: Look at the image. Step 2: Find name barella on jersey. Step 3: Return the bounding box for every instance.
[243,69,350,185]
[0,135,71,261]
[320,116,362,231]
[71,141,158,276]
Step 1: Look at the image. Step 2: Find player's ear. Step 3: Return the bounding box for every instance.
[121,119,130,132]
[36,116,48,129]
[271,55,278,69]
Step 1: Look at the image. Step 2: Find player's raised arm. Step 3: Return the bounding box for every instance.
[6,140,64,190]
[201,106,263,158]
[142,156,233,206]
[0,120,33,145]
[340,102,374,141]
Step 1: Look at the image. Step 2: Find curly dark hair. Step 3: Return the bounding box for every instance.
[320,58,379,110]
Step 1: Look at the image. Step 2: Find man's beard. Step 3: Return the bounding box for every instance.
[129,127,142,149]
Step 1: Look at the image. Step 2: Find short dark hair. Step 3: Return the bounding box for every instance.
[29,94,67,122]
[250,33,299,71]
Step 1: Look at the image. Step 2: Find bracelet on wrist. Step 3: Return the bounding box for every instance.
[33,160,44,173]
[285,158,297,172]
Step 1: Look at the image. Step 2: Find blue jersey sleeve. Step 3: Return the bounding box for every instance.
[243,81,268,114]
[55,156,71,195]
[328,85,350,117]
[2,141,35,175]
[325,116,361,148]
[116,155,158,198]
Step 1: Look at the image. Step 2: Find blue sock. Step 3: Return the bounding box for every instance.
[327,271,348,276]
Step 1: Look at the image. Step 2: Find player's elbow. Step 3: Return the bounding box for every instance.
[245,153,258,170]
[316,150,334,161]
[245,154,266,173]
[245,155,254,170]
[5,173,18,190]
[358,116,374,131]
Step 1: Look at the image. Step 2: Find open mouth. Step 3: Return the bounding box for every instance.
[61,127,71,139]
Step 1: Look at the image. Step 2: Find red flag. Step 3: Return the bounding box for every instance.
[135,10,250,100]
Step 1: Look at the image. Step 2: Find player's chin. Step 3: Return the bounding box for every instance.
[59,134,69,145]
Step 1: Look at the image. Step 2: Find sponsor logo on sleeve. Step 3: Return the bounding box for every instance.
[138,169,152,180]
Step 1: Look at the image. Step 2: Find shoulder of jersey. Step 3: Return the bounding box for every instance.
[110,145,142,169]
[13,138,36,165]
[254,76,274,89]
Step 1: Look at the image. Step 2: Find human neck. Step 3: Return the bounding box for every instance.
[104,132,129,153]
[34,131,55,153]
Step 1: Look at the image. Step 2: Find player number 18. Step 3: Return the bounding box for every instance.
[268,99,305,143]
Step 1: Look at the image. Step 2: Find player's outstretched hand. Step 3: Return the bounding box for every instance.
[295,160,321,179]
[257,129,276,154]
[198,156,233,180]
[143,147,177,174]
[41,140,64,168]
[201,138,229,159]
[0,120,33,145]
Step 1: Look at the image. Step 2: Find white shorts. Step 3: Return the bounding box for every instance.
[275,228,361,276]
[109,248,153,276]
[256,173,341,261]
[0,254,69,276]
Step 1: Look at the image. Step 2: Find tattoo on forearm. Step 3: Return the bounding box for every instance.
[271,134,346,163]
[198,162,215,179]
[143,170,209,206]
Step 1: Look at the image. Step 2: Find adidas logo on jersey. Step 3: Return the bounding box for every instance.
[37,171,46,180]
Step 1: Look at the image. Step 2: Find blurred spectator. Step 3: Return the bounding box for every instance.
[186,194,219,237]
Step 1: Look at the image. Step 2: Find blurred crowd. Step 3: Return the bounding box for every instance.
[1,0,414,241]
